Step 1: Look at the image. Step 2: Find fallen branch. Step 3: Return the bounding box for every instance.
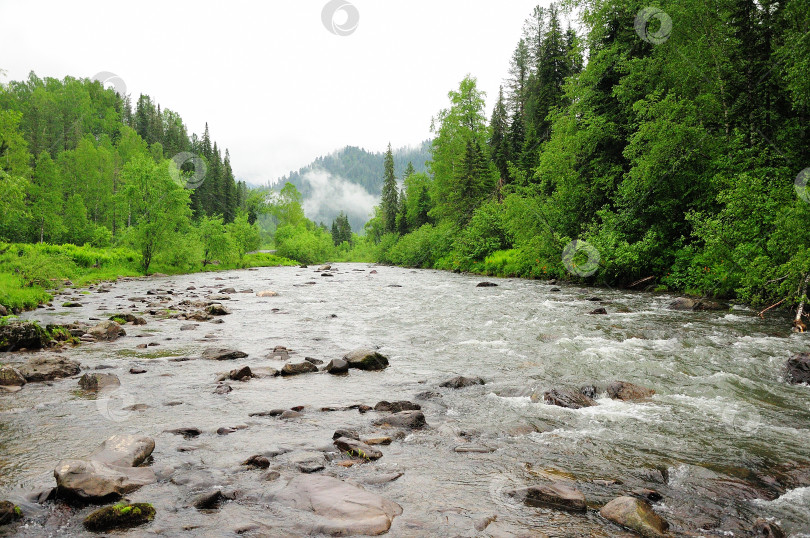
[794,273,809,332]
[759,298,786,319]
[766,274,789,285]
[627,276,655,288]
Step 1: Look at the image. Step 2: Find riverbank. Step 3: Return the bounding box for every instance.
[0,242,298,314]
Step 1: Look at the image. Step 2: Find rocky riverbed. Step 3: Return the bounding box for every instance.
[0,264,809,536]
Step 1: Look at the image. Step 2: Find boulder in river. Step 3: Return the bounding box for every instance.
[88,320,126,341]
[505,482,587,512]
[599,496,668,537]
[373,401,421,412]
[476,281,498,287]
[373,410,427,430]
[334,437,383,460]
[786,352,810,385]
[274,475,402,535]
[281,362,318,376]
[54,435,157,502]
[0,321,50,351]
[0,366,26,388]
[206,304,231,316]
[83,502,155,532]
[90,435,154,467]
[668,297,728,311]
[79,373,120,391]
[108,313,146,325]
[202,348,248,361]
[607,381,655,401]
[243,455,271,469]
[229,366,253,381]
[325,358,349,375]
[589,307,608,315]
[0,500,22,525]
[440,376,485,389]
[543,388,597,409]
[343,349,389,371]
[17,356,81,382]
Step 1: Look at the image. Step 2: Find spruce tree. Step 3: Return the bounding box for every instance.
[380,143,398,234]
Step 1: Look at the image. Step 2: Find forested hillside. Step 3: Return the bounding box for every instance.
[360,0,810,325]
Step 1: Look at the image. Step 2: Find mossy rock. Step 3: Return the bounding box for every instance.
[83,503,155,532]
[0,321,50,352]
[0,500,22,525]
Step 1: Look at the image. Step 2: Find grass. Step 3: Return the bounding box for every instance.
[0,242,298,312]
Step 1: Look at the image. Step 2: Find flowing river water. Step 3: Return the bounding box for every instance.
[1,263,809,536]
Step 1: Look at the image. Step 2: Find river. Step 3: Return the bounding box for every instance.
[1,263,809,536]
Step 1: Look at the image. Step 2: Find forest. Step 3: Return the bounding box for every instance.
[1,0,809,325]
[353,0,810,326]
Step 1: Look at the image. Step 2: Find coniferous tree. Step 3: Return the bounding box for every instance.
[380,143,398,234]
[489,86,510,193]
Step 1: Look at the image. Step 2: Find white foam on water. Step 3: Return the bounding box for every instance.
[752,486,810,508]
[456,339,507,346]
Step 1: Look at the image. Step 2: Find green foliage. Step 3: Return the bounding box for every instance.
[274,223,333,264]
[226,213,261,263]
[454,201,512,262]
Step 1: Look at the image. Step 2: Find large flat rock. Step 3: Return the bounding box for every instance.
[274,475,402,535]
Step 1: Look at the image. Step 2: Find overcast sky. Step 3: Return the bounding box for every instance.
[1,0,553,185]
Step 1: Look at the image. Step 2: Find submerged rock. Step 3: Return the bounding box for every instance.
[600,496,668,537]
[193,489,226,510]
[83,502,155,532]
[343,349,389,371]
[0,321,50,351]
[90,435,155,467]
[243,455,271,469]
[589,307,608,315]
[88,321,126,341]
[78,373,120,391]
[506,482,587,511]
[543,388,597,409]
[668,297,728,311]
[274,475,402,535]
[202,348,248,361]
[786,352,810,385]
[229,366,253,381]
[476,282,498,287]
[607,381,655,401]
[440,376,485,389]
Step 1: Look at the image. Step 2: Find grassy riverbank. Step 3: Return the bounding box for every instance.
[0,242,297,312]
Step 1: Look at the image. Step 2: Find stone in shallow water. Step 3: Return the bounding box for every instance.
[333,437,383,460]
[0,366,26,387]
[54,460,156,501]
[606,381,655,401]
[506,482,586,512]
[88,320,126,341]
[83,502,155,532]
[16,356,80,382]
[90,435,155,467]
[599,496,668,537]
[78,373,120,391]
[440,376,485,389]
[281,362,318,376]
[343,349,389,371]
[372,410,427,430]
[274,475,402,535]
[543,388,596,409]
[202,348,248,361]
[786,352,810,385]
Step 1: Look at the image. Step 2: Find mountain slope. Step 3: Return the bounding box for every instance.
[272,141,431,231]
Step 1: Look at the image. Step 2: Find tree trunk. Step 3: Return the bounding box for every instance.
[795,273,810,332]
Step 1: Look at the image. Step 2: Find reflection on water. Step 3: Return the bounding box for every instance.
[1,264,808,536]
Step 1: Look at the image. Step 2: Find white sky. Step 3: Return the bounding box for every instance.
[1,0,551,185]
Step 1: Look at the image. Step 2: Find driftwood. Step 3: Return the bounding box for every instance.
[759,298,786,319]
[627,276,655,288]
[795,273,809,332]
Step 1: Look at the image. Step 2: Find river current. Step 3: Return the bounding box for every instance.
[2,263,809,536]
